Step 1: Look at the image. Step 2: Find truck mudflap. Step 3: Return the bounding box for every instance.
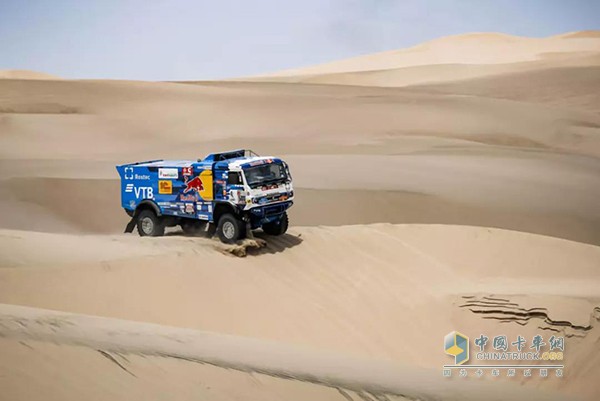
[124,217,137,233]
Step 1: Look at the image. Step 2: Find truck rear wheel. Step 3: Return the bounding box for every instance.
[136,209,165,237]
[262,212,288,236]
[217,213,244,243]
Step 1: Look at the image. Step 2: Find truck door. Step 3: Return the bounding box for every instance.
[213,167,228,201]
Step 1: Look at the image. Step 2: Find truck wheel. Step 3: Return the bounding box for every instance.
[217,213,244,243]
[136,209,165,237]
[262,212,288,236]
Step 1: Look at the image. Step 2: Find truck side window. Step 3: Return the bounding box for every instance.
[227,172,241,185]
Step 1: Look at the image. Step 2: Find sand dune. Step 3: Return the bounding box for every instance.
[248,32,600,82]
[247,53,600,89]
[0,338,350,401]
[0,304,567,401]
[0,70,61,80]
[1,77,599,243]
[1,225,599,400]
[1,31,599,400]
[239,32,600,103]
[408,66,600,113]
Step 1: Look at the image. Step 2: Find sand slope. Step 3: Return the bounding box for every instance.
[0,304,566,401]
[1,225,599,400]
[407,66,600,113]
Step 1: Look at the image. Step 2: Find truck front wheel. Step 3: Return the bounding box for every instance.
[262,212,289,236]
[137,209,165,237]
[217,213,244,243]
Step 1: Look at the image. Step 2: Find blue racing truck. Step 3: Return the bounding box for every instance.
[116,149,293,243]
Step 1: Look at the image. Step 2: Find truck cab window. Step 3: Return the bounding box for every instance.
[227,172,242,185]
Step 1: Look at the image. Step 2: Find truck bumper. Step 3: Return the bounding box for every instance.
[247,201,293,227]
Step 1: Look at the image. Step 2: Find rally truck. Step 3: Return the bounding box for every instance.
[116,149,293,243]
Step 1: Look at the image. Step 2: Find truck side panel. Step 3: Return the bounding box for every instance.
[117,163,215,221]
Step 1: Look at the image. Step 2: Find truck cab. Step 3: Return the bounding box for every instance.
[116,149,294,243]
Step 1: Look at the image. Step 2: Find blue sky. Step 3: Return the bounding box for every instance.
[1,0,598,80]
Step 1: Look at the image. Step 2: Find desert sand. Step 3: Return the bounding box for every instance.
[0,31,599,400]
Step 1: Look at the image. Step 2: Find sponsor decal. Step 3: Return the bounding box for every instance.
[197,213,209,220]
[124,167,150,180]
[261,184,278,190]
[182,167,193,176]
[184,176,204,193]
[182,170,213,200]
[159,180,172,194]
[129,200,136,208]
[179,193,199,202]
[126,185,153,199]
[158,168,179,179]
[184,203,195,214]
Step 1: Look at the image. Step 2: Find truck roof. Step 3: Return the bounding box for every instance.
[133,160,195,167]
[117,149,282,170]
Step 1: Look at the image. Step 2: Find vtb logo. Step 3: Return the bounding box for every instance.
[444,331,469,365]
[125,184,154,199]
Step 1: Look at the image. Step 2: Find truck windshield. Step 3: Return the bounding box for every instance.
[244,162,288,188]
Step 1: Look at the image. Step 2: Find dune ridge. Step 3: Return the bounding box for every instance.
[0,303,566,401]
[246,31,600,81]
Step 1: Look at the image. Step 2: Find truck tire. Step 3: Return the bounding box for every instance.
[217,213,244,243]
[136,209,165,237]
[262,212,288,236]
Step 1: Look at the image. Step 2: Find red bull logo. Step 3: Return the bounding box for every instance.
[184,176,204,193]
